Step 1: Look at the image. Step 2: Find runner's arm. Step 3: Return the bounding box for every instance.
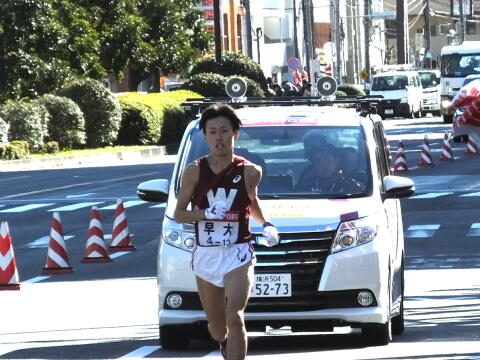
[174,162,206,223]
[245,163,268,225]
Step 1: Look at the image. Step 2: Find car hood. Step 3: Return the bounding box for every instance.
[369,89,406,100]
[249,197,375,233]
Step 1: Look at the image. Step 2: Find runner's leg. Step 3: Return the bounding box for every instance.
[196,276,227,342]
[223,260,254,360]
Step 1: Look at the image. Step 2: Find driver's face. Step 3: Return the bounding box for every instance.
[311,151,338,178]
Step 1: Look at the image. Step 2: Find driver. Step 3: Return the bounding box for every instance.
[296,131,362,194]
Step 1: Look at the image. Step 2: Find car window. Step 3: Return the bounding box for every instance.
[184,125,372,198]
[419,72,438,88]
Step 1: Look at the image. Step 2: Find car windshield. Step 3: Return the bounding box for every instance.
[419,72,439,88]
[441,53,480,77]
[371,75,408,91]
[183,125,372,199]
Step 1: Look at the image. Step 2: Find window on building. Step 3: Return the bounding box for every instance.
[466,21,476,34]
[439,24,453,35]
[236,14,243,52]
[204,10,214,21]
[263,15,292,44]
[223,13,229,51]
[430,25,437,36]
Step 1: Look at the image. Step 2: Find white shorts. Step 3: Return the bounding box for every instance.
[191,242,256,288]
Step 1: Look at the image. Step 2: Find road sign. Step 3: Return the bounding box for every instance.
[360,69,369,80]
[287,57,300,70]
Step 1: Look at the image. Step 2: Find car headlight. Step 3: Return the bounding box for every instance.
[331,217,378,253]
[400,96,408,103]
[162,217,196,252]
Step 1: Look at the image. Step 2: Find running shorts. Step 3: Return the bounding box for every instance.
[191,242,256,288]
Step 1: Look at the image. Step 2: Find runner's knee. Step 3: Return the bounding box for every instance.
[208,322,227,342]
[226,310,244,330]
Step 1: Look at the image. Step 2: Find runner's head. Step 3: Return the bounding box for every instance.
[200,104,242,134]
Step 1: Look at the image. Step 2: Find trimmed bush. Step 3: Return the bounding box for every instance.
[337,84,366,96]
[37,94,86,149]
[0,116,8,144]
[335,90,347,97]
[189,51,268,92]
[182,73,265,97]
[0,140,30,160]
[58,78,121,147]
[117,90,202,145]
[40,141,60,154]
[160,106,192,145]
[0,101,49,151]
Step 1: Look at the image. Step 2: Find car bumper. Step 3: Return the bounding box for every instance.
[376,101,410,117]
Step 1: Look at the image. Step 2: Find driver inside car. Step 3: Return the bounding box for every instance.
[296,131,363,194]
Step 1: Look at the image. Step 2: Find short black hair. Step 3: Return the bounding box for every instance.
[199,104,242,133]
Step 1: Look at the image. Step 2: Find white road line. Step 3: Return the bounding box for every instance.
[66,193,96,198]
[150,203,166,208]
[405,224,440,238]
[99,200,147,210]
[119,345,161,358]
[48,202,103,212]
[0,203,54,213]
[0,205,4,208]
[461,191,480,197]
[409,192,452,199]
[202,350,221,358]
[23,276,50,283]
[26,235,74,248]
[110,251,129,259]
[467,223,480,236]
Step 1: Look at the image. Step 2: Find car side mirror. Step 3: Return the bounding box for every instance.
[137,179,169,202]
[383,175,415,199]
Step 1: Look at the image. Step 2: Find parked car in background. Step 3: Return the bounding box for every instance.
[418,69,441,116]
[451,74,480,142]
[369,71,423,119]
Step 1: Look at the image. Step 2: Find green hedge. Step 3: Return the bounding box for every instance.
[337,84,366,96]
[0,116,8,144]
[189,51,268,91]
[117,90,201,145]
[0,140,30,160]
[58,78,121,147]
[37,94,86,149]
[182,73,264,98]
[0,101,49,151]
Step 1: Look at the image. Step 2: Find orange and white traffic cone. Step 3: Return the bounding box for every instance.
[0,222,20,290]
[82,206,111,263]
[42,212,73,274]
[392,140,409,173]
[418,135,435,167]
[440,131,454,161]
[109,198,135,252]
[466,135,478,155]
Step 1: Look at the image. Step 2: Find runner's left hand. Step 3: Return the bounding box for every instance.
[263,222,279,247]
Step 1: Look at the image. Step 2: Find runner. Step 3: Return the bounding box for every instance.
[173,104,279,360]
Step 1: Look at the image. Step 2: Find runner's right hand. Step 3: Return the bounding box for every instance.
[205,201,227,220]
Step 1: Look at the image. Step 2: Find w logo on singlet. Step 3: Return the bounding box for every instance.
[207,188,237,209]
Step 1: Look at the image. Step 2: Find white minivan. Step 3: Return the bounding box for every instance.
[369,71,424,119]
[137,97,415,349]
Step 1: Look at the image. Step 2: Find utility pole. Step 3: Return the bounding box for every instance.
[293,0,300,59]
[302,0,313,80]
[334,0,342,83]
[243,0,253,57]
[423,0,431,68]
[363,0,370,82]
[214,0,222,63]
[396,0,408,64]
[459,0,466,44]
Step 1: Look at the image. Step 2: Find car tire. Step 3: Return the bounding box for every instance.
[159,325,191,350]
[433,110,441,117]
[392,261,405,335]
[443,114,453,123]
[415,106,422,118]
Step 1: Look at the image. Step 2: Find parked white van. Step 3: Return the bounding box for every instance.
[369,71,423,119]
[418,69,441,117]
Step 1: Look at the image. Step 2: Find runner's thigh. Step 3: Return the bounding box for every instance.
[224,261,254,311]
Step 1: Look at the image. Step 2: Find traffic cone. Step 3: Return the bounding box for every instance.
[82,206,111,263]
[418,135,435,166]
[0,222,20,290]
[42,212,73,274]
[440,131,454,161]
[109,198,135,252]
[393,140,409,173]
[466,136,478,155]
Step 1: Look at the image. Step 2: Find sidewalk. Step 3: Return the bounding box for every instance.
[0,146,176,172]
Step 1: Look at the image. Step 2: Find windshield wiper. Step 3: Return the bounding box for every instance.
[260,194,307,199]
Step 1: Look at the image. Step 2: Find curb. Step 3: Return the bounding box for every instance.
[0,146,171,172]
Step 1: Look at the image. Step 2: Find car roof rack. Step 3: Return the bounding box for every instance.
[182,95,383,117]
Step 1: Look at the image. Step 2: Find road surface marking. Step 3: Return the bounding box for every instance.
[409,192,452,199]
[150,203,166,208]
[25,235,74,248]
[405,224,440,238]
[66,193,96,198]
[99,200,147,210]
[24,276,50,283]
[110,251,129,259]
[48,202,103,212]
[467,223,480,236]
[461,191,480,197]
[0,203,54,213]
[119,345,161,358]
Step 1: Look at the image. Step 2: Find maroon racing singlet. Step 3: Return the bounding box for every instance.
[192,156,252,247]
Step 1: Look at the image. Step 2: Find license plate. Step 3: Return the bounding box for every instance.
[250,273,291,297]
[385,109,394,114]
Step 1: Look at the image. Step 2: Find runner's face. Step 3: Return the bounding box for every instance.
[204,116,238,155]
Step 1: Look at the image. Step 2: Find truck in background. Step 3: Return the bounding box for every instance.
[440,41,480,123]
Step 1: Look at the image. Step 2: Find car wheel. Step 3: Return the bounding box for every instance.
[159,325,191,350]
[433,110,441,117]
[443,114,453,123]
[392,260,405,335]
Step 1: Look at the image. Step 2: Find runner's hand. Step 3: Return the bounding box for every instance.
[205,201,227,220]
[263,222,279,247]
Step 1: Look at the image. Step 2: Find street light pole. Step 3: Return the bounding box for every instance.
[255,27,263,64]
[363,0,370,82]
[423,0,432,68]
[214,0,222,63]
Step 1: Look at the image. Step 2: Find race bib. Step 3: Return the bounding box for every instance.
[198,211,240,247]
